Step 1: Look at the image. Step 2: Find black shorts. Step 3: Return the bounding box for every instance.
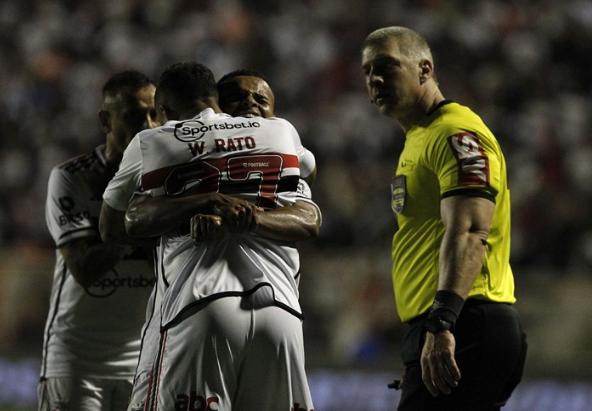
[397,300,527,411]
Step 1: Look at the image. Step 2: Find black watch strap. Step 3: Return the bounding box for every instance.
[424,316,453,333]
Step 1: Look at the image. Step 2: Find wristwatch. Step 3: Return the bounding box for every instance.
[424,316,453,333]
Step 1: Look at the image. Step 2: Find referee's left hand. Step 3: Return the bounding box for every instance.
[420,330,461,396]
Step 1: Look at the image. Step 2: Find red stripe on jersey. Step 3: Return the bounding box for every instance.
[141,154,299,191]
[447,132,490,186]
[141,158,223,191]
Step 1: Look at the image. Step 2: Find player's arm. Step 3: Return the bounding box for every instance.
[99,202,157,246]
[99,135,158,245]
[125,192,258,238]
[45,165,129,288]
[99,203,129,245]
[59,237,127,288]
[420,195,494,397]
[438,195,493,296]
[249,175,320,241]
[253,200,320,241]
[191,200,321,242]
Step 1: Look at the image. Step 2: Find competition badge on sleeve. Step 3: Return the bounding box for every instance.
[391,175,406,214]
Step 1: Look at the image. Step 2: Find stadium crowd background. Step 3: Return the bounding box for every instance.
[1,0,592,408]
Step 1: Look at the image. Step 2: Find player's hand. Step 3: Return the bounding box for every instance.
[190,214,223,242]
[420,330,461,397]
[208,193,262,233]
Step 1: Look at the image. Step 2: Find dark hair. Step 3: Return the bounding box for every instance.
[157,62,217,107]
[217,69,270,87]
[102,70,153,98]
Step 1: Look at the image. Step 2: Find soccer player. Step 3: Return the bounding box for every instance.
[39,71,157,410]
[100,62,319,411]
[123,69,319,411]
[216,69,317,185]
[361,27,527,410]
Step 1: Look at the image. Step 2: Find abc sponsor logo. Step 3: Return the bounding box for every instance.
[174,391,219,411]
[84,272,154,298]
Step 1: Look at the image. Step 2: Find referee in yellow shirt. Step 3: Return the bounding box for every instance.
[362,26,527,410]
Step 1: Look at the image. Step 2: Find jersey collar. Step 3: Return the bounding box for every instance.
[193,107,230,120]
[162,108,231,128]
[426,99,454,117]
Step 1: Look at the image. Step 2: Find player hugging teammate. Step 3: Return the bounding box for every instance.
[40,63,320,411]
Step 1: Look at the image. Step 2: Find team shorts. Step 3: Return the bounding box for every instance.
[148,293,314,411]
[37,376,133,411]
[127,370,152,411]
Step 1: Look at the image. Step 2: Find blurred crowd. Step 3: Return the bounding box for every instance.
[1,0,592,371]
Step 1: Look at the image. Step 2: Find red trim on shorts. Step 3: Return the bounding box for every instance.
[39,380,48,409]
[151,329,168,411]
[144,371,153,411]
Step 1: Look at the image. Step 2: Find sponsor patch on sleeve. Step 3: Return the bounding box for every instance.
[447,132,489,186]
[391,175,406,214]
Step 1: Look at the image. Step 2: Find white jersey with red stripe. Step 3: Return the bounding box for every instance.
[103,108,318,329]
[41,146,154,380]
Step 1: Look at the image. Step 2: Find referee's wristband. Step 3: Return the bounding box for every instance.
[425,290,465,330]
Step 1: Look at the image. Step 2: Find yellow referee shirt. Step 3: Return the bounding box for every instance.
[391,101,515,322]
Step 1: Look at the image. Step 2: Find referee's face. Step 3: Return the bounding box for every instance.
[362,39,423,118]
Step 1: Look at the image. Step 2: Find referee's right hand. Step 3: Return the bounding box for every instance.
[420,330,462,396]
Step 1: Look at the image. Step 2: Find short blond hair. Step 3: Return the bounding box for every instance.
[363,26,433,64]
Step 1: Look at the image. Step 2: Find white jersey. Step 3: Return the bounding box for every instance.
[300,147,316,181]
[41,146,154,379]
[103,108,319,328]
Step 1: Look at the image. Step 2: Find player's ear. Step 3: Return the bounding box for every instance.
[419,59,433,84]
[99,109,111,134]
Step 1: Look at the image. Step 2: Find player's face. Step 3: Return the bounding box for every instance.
[218,76,275,118]
[104,84,158,153]
[362,39,423,118]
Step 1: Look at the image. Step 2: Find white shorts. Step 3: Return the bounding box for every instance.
[149,294,314,411]
[127,370,152,411]
[37,376,133,411]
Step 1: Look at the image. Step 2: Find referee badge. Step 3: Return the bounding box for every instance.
[391,175,406,214]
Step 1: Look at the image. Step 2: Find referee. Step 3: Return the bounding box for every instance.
[361,26,527,410]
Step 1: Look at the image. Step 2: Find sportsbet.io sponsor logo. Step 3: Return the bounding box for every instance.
[174,119,260,142]
[84,270,155,298]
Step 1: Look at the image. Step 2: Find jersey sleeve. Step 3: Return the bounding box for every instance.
[45,167,98,247]
[103,136,143,211]
[280,118,307,164]
[283,121,316,181]
[299,147,316,181]
[428,129,502,202]
[289,179,322,227]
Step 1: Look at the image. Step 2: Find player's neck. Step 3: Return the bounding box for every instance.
[178,98,223,120]
[398,87,445,133]
[103,139,122,173]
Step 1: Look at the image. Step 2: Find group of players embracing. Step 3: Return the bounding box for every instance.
[39,63,320,411]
